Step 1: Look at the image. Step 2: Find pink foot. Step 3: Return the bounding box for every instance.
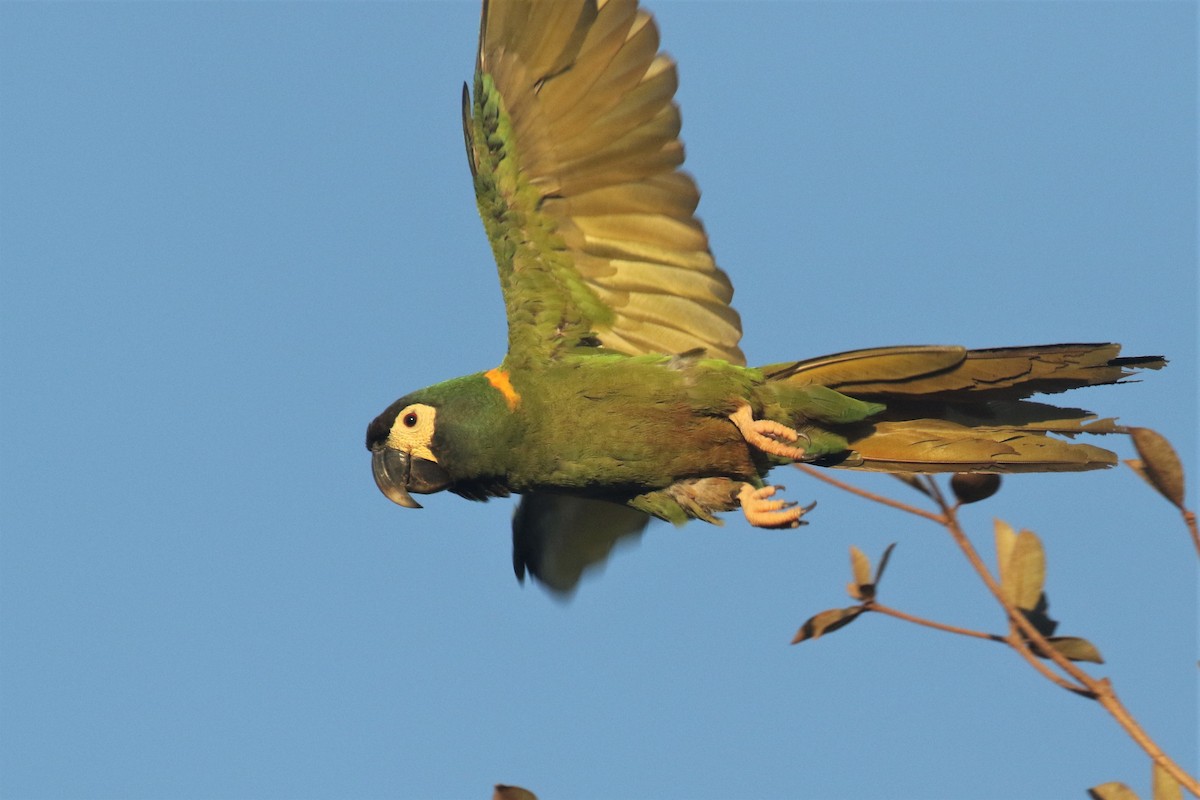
[729,403,808,461]
[737,484,815,529]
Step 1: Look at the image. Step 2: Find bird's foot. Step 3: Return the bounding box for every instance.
[737,484,815,529]
[729,403,809,461]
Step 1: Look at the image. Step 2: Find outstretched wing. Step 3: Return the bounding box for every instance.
[465,0,743,368]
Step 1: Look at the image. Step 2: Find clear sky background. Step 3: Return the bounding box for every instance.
[1,2,1195,799]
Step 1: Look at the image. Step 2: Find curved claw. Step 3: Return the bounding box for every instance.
[738,484,815,529]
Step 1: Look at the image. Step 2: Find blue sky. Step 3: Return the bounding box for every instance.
[1,2,1195,799]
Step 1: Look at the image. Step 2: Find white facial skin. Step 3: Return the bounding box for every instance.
[386,403,438,463]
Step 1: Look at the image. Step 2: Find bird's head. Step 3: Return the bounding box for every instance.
[366,373,517,509]
[366,394,452,509]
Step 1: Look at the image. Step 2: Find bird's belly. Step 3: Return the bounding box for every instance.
[513,396,758,494]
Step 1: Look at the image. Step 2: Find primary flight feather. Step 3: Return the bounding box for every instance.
[366,0,1164,595]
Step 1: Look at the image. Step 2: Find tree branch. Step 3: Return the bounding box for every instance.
[802,466,1200,796]
[867,602,1003,642]
[924,482,1200,797]
[795,465,946,524]
[1184,508,1199,559]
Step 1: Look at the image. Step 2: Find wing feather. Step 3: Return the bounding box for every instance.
[574,257,733,304]
[543,172,700,218]
[468,0,743,366]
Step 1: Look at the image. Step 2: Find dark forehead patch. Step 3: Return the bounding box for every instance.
[365,398,407,449]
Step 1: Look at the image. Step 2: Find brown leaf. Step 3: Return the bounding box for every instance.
[850,546,871,590]
[874,542,897,585]
[494,785,538,800]
[791,607,863,644]
[1126,459,1154,491]
[1128,427,1186,509]
[1088,782,1141,800]
[1153,762,1183,800]
[950,473,1001,504]
[1043,635,1104,664]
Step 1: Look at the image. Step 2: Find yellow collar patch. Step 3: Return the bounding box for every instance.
[484,367,521,411]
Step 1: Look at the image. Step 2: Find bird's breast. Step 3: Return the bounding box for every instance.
[505,359,760,492]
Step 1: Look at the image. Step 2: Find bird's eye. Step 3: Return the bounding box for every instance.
[403,412,418,428]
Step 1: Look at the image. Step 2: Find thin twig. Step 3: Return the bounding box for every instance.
[795,465,946,524]
[867,602,1003,643]
[1001,631,1094,696]
[867,599,1089,694]
[1183,509,1199,558]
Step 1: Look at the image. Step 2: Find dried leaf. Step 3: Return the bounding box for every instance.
[494,785,539,800]
[950,472,1001,504]
[1008,530,1046,611]
[1043,636,1104,664]
[995,519,1017,602]
[1125,459,1154,491]
[791,607,863,644]
[850,546,871,589]
[1128,427,1186,509]
[1088,782,1141,800]
[874,542,897,585]
[1152,762,1183,800]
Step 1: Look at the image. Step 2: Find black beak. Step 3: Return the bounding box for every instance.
[371,446,452,509]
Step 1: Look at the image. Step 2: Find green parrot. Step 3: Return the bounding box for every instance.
[366,0,1164,594]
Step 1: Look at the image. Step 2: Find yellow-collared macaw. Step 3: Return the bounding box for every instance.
[367,0,1164,594]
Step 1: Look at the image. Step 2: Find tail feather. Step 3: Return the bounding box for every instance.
[766,342,1165,401]
[764,343,1165,474]
[835,420,1118,473]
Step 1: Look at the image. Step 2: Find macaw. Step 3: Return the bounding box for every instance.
[366,0,1164,594]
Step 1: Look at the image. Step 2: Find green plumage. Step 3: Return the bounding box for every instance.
[366,0,1165,594]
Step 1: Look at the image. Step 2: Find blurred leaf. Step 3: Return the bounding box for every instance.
[1042,636,1104,664]
[850,546,871,590]
[494,785,538,800]
[950,473,1001,504]
[1126,459,1154,491]
[1153,763,1183,800]
[874,542,897,585]
[1128,427,1186,509]
[792,607,863,644]
[1009,530,1046,611]
[995,519,1017,602]
[1088,782,1140,800]
[890,473,931,497]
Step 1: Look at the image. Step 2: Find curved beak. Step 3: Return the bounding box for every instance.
[371,446,452,509]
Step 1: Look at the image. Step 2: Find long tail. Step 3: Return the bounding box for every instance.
[762,343,1166,473]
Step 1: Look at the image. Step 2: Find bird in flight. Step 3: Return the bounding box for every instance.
[366,0,1163,594]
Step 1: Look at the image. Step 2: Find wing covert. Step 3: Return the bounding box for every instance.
[465,0,744,366]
